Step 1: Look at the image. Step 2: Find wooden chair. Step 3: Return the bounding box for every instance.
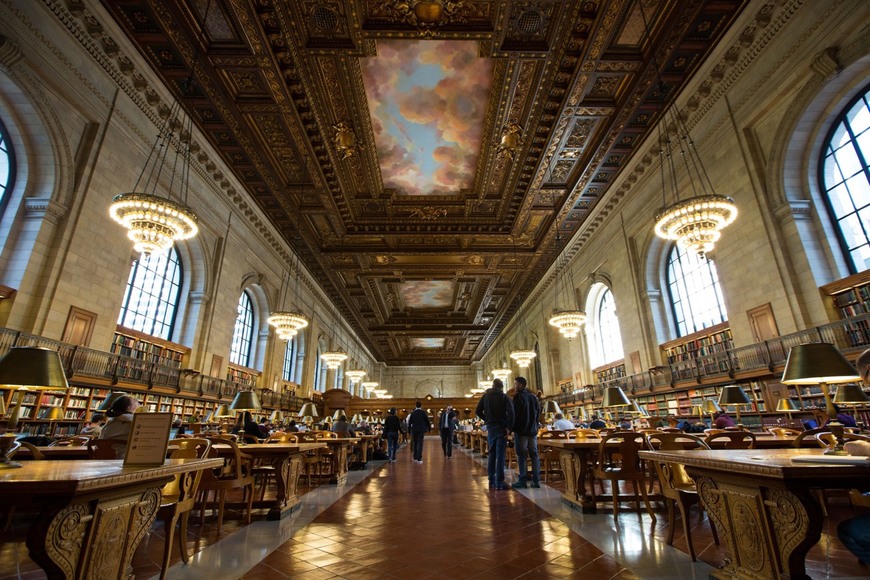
[157,438,212,579]
[568,429,601,439]
[538,430,567,483]
[792,427,830,448]
[815,431,870,450]
[87,438,126,459]
[591,432,656,520]
[766,427,802,437]
[197,438,255,535]
[266,432,298,443]
[49,436,90,447]
[645,433,717,561]
[241,434,261,445]
[16,441,45,460]
[705,431,756,449]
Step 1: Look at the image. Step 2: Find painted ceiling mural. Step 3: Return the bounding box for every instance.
[412,338,446,349]
[400,280,454,309]
[361,40,493,196]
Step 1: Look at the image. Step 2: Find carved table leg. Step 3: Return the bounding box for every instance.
[266,454,303,520]
[329,444,349,485]
[694,474,820,580]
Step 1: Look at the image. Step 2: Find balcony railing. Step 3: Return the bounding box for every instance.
[0,328,305,410]
[554,313,870,407]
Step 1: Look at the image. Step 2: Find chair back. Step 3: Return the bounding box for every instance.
[539,430,568,439]
[203,438,251,482]
[87,438,126,459]
[16,441,44,460]
[645,432,709,488]
[568,428,600,439]
[705,431,756,449]
[767,427,802,437]
[267,432,298,443]
[792,427,829,448]
[316,431,339,439]
[168,437,212,459]
[163,438,212,500]
[660,427,684,433]
[815,431,870,450]
[595,432,646,475]
[241,434,261,445]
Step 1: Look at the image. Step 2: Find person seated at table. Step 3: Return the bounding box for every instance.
[713,410,736,429]
[232,411,265,440]
[173,417,187,436]
[80,413,104,438]
[332,415,355,437]
[588,414,607,430]
[100,395,140,458]
[830,404,858,428]
[286,420,299,432]
[551,413,575,431]
[618,417,633,430]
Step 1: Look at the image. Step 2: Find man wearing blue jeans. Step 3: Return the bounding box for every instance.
[511,376,541,489]
[475,378,515,490]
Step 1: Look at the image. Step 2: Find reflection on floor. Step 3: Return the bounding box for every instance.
[1,436,868,579]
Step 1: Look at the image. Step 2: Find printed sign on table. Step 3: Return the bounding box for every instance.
[124,412,172,466]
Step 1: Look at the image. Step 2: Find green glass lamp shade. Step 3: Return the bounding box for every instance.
[781,343,860,384]
[0,347,69,391]
[602,386,630,407]
[775,398,800,412]
[230,390,262,411]
[834,384,870,404]
[718,385,751,405]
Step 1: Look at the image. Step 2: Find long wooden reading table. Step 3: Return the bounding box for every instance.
[0,457,221,579]
[639,448,870,579]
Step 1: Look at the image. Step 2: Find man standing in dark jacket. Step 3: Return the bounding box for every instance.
[438,405,457,459]
[475,378,515,490]
[407,401,431,463]
[511,376,541,489]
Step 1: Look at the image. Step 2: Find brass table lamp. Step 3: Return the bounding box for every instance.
[775,398,800,424]
[718,385,751,427]
[781,343,861,455]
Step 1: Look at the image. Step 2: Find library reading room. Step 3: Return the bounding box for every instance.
[0,0,869,578]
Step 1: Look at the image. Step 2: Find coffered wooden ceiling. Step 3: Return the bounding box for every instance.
[101,0,747,365]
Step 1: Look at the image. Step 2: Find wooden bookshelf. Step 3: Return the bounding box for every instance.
[111,325,189,368]
[660,322,733,381]
[593,360,626,384]
[821,270,870,347]
[227,363,259,387]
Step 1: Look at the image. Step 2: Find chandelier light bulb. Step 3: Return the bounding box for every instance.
[548,310,586,339]
[320,351,348,370]
[267,311,309,341]
[346,369,367,384]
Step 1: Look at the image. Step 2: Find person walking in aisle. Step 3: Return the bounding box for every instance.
[407,401,431,463]
[511,376,541,489]
[476,378,515,490]
[438,405,457,458]
[384,407,402,462]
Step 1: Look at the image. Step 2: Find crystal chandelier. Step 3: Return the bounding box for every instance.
[649,52,736,257]
[320,351,348,370]
[267,260,309,341]
[478,379,492,390]
[547,228,586,339]
[509,349,536,368]
[110,74,199,254]
[346,369,367,384]
[492,367,512,381]
[361,381,379,393]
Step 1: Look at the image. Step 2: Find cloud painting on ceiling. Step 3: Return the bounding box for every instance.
[411,338,446,349]
[361,40,493,196]
[400,280,454,309]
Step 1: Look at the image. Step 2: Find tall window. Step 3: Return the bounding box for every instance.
[667,245,727,337]
[117,247,182,340]
[282,337,298,383]
[230,291,254,366]
[0,117,13,212]
[313,346,323,392]
[820,85,870,273]
[587,284,623,368]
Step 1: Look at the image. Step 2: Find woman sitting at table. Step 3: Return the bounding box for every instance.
[99,395,140,458]
[231,411,265,440]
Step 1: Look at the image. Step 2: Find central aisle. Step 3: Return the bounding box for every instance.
[233,437,696,579]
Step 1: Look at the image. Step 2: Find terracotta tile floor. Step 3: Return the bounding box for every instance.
[2,438,869,579]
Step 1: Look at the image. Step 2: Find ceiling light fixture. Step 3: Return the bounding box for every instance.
[547,214,586,339]
[267,256,309,340]
[509,237,537,369]
[643,5,736,257]
[320,351,348,370]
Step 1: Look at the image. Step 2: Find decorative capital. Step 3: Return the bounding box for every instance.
[25,197,66,224]
[0,35,24,70]
[774,199,813,224]
[189,291,210,305]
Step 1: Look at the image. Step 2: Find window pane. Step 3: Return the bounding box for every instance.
[282,337,297,382]
[821,85,870,273]
[230,291,254,367]
[117,248,182,340]
[0,118,13,208]
[667,245,727,337]
[596,288,624,365]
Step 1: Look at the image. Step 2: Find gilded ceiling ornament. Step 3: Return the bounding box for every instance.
[498,122,523,160]
[378,0,467,30]
[409,207,447,220]
[332,121,357,160]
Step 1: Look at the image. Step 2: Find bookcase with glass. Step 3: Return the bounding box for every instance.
[660,323,733,382]
[821,270,870,348]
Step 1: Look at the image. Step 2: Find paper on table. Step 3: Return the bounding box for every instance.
[791,455,870,465]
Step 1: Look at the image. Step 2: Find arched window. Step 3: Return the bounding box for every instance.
[230,291,254,367]
[0,117,14,212]
[667,245,727,337]
[313,346,323,392]
[819,85,870,273]
[586,283,623,368]
[117,247,182,340]
[282,337,298,383]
